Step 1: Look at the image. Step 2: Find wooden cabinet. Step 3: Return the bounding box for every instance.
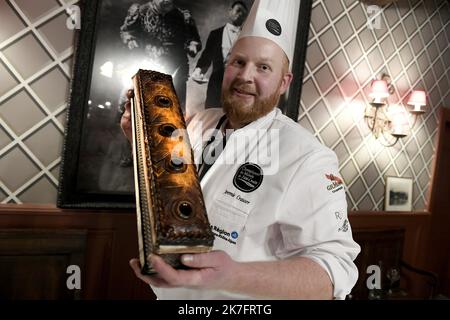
[350,227,405,300]
[0,205,155,300]
[349,211,432,299]
[0,229,86,299]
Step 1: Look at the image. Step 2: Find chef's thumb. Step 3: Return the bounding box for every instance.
[181,251,225,268]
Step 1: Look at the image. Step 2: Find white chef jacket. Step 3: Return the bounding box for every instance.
[152,108,360,300]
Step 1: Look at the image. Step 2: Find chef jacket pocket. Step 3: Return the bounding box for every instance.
[209,198,249,249]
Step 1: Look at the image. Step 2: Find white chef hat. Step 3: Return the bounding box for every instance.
[237,0,300,68]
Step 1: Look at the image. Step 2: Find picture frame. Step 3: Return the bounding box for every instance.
[384,176,413,212]
[57,0,313,209]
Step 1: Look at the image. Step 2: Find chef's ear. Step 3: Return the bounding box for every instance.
[278,72,293,96]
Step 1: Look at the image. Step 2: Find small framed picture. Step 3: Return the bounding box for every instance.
[384,176,413,211]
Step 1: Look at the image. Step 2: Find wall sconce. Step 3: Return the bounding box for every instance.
[407,90,427,115]
[364,74,427,147]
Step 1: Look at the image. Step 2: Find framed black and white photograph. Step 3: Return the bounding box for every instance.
[384,176,413,212]
[58,0,313,209]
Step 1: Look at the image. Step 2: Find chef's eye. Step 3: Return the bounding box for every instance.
[232,59,245,67]
[260,64,271,72]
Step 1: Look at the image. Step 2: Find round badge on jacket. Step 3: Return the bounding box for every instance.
[233,163,264,193]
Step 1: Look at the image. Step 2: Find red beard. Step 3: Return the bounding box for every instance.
[221,80,281,128]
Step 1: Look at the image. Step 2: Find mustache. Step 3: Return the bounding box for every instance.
[229,81,257,95]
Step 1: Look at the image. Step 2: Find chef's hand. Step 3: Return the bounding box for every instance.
[129,251,238,290]
[120,89,134,143]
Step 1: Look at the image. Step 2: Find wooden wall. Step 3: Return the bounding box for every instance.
[0,205,155,300]
[426,107,450,296]
[0,203,435,299]
[349,211,432,298]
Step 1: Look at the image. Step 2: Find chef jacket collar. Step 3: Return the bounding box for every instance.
[230,108,278,136]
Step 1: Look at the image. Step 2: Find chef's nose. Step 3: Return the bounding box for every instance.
[237,64,255,83]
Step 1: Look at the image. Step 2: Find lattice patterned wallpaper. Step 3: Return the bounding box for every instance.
[0,0,78,204]
[301,0,449,210]
[0,0,449,210]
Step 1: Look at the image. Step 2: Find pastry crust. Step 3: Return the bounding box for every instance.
[131,70,214,274]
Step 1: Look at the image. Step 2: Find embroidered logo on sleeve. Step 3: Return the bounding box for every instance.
[325,174,344,193]
[338,219,349,232]
[334,211,348,232]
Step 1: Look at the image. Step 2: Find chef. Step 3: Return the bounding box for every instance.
[126,0,360,300]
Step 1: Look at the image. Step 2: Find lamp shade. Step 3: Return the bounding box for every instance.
[407,90,426,107]
[389,105,409,137]
[407,90,426,113]
[369,80,389,103]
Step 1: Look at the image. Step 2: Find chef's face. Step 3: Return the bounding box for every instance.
[153,0,174,14]
[229,3,248,26]
[221,37,292,128]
